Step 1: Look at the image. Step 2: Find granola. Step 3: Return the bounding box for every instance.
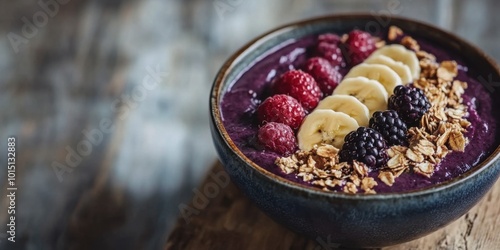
[275,26,471,193]
[275,144,376,194]
[380,30,470,181]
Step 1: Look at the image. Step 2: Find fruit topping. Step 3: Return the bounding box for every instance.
[303,57,342,95]
[258,122,297,155]
[297,109,359,151]
[273,70,322,111]
[343,63,402,95]
[314,34,346,68]
[364,55,413,84]
[344,30,377,66]
[388,85,431,127]
[339,127,388,169]
[333,77,388,115]
[269,27,472,193]
[369,110,408,146]
[315,95,370,127]
[257,94,305,130]
[368,44,420,80]
[317,33,341,44]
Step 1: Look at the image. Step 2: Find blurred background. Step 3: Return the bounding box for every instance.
[0,0,498,249]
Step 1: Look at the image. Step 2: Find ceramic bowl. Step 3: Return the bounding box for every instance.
[209,14,500,248]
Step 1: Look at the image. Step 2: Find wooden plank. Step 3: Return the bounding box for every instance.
[165,161,500,250]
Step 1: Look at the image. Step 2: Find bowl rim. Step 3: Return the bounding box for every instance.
[210,13,500,199]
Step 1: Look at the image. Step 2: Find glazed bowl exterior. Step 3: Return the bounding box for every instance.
[209,14,500,248]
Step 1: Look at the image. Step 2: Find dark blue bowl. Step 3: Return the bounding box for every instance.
[210,14,500,248]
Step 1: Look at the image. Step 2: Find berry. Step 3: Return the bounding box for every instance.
[258,122,297,156]
[257,94,305,130]
[369,110,408,146]
[303,57,342,95]
[317,33,341,44]
[344,30,377,66]
[314,41,346,68]
[388,85,431,127]
[339,127,388,169]
[273,70,322,111]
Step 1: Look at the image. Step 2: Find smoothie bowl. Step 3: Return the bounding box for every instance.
[210,14,500,247]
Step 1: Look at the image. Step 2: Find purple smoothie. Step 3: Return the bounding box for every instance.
[220,33,500,193]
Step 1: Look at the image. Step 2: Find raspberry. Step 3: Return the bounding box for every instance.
[314,41,346,69]
[273,70,322,111]
[317,33,341,44]
[339,127,388,169]
[369,110,408,146]
[258,122,297,156]
[303,57,342,95]
[345,30,377,66]
[257,94,305,130]
[388,85,431,127]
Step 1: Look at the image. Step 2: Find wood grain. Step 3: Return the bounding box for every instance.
[166,161,500,250]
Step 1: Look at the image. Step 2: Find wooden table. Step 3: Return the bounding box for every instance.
[166,162,500,249]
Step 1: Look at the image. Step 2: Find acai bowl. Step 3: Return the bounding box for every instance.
[210,14,500,248]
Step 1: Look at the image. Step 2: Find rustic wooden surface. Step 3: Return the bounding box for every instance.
[166,162,500,250]
[0,0,499,249]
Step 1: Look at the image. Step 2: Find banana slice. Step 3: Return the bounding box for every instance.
[315,95,370,127]
[364,55,413,84]
[333,77,388,115]
[297,110,359,151]
[344,63,402,95]
[369,44,420,80]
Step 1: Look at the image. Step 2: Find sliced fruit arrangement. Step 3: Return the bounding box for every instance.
[368,44,421,80]
[344,63,402,95]
[315,95,370,127]
[295,38,422,152]
[364,55,413,84]
[297,110,359,151]
[333,77,388,115]
[255,29,427,164]
[242,26,471,194]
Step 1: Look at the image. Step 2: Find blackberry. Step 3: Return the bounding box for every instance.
[369,110,408,146]
[388,85,431,127]
[339,127,388,169]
